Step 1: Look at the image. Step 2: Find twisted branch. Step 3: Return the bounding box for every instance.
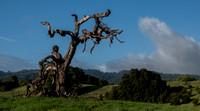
[41,22,74,37]
[71,14,78,23]
[92,9,111,18]
[79,10,123,54]
[89,36,97,55]
[41,9,123,55]
[82,39,86,53]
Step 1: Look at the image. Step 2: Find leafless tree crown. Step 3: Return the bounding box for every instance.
[41,9,123,55]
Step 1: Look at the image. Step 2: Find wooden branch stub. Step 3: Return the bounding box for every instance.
[71,14,78,23]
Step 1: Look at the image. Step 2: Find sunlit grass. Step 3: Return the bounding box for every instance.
[167,80,200,105]
[81,85,116,98]
[0,86,26,97]
[167,80,200,88]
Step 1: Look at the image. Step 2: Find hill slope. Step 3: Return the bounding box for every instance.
[1,85,200,111]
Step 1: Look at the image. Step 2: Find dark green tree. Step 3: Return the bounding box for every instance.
[106,68,169,103]
[5,75,19,91]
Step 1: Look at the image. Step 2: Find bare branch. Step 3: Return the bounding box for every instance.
[114,34,124,43]
[93,9,111,18]
[82,39,86,53]
[98,20,124,44]
[115,30,123,34]
[77,15,92,25]
[53,29,74,37]
[90,42,95,55]
[41,22,74,37]
[71,14,78,23]
[109,35,114,47]
[92,17,100,35]
[90,41,96,55]
[41,22,54,37]
[77,9,111,25]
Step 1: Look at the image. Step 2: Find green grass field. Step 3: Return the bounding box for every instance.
[1,81,200,111]
[1,96,200,111]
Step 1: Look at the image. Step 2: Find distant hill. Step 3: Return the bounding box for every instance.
[83,69,129,84]
[0,69,38,81]
[1,68,200,84]
[83,69,200,84]
[159,72,200,80]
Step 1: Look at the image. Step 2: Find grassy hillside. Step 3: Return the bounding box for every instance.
[167,80,200,103]
[1,83,200,111]
[167,79,200,87]
[0,86,26,97]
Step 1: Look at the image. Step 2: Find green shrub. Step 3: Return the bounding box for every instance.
[167,87,191,105]
[105,68,169,103]
[170,95,181,105]
[0,75,19,91]
[0,86,6,92]
[192,98,199,106]
[19,78,32,86]
[181,94,191,104]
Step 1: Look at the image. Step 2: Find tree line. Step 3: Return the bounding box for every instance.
[0,66,108,92]
[1,69,200,84]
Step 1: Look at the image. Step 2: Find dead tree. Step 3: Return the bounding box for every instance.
[36,9,123,97]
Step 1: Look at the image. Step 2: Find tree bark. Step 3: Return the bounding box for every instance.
[58,41,78,96]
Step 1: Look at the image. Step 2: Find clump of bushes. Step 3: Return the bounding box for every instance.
[105,68,192,105]
[192,98,199,106]
[19,78,32,86]
[195,86,200,94]
[167,87,192,105]
[105,68,169,103]
[0,75,19,91]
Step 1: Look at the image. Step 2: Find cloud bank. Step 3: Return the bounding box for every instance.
[0,55,36,72]
[96,17,200,74]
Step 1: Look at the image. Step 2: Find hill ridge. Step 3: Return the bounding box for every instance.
[1,68,200,84]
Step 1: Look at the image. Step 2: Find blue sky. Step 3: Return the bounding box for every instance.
[1,0,200,74]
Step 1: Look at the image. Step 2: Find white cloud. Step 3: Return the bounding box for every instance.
[0,55,37,72]
[0,36,16,43]
[96,17,200,74]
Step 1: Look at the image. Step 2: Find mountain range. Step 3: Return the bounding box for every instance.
[1,68,200,84]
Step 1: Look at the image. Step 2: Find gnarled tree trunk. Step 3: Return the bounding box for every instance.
[59,42,78,96]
